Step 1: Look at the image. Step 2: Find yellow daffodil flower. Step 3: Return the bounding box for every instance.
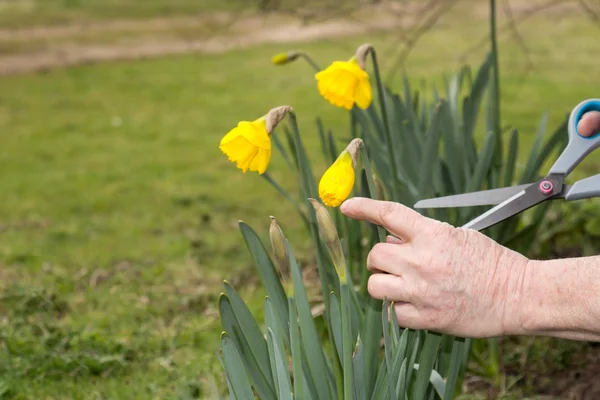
[219,106,292,175]
[315,58,372,110]
[318,138,362,207]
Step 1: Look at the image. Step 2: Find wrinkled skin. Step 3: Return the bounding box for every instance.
[339,109,600,339]
[339,110,600,339]
[341,198,530,338]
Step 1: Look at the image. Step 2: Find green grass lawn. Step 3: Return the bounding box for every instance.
[1,4,599,399]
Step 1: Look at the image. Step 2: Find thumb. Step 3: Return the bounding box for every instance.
[578,111,600,137]
[340,197,424,240]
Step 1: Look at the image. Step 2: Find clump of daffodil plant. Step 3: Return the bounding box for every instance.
[217,38,569,398]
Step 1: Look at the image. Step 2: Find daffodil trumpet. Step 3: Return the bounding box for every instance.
[219,106,292,175]
[318,138,362,207]
[315,44,374,110]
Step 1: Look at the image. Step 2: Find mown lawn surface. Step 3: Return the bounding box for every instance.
[0,3,599,399]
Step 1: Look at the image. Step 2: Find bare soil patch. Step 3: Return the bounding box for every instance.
[0,7,402,76]
[0,0,591,76]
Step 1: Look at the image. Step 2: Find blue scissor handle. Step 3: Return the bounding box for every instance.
[549,98,600,176]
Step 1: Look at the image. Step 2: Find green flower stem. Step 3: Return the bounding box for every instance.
[288,112,332,305]
[488,1,504,389]
[359,146,387,243]
[369,48,401,201]
[490,0,502,173]
[301,52,322,72]
[359,144,387,296]
[340,284,354,400]
[488,336,502,388]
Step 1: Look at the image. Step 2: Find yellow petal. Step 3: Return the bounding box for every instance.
[219,119,271,174]
[318,151,356,207]
[315,59,370,111]
[354,78,372,110]
[248,147,271,174]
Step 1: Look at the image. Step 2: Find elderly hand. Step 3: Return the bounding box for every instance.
[341,198,532,338]
[578,110,600,137]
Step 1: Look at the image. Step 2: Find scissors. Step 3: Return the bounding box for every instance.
[414,98,600,231]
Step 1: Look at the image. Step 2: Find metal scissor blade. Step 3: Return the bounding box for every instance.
[462,181,559,231]
[413,184,531,209]
[462,190,528,231]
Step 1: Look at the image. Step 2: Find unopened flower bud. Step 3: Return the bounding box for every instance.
[308,198,347,283]
[318,138,363,207]
[271,51,300,66]
[269,216,290,281]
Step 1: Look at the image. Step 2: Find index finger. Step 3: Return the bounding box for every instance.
[340,197,423,240]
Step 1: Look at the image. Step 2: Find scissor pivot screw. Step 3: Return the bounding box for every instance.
[539,181,553,194]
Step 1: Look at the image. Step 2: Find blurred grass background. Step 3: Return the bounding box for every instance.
[0,0,599,398]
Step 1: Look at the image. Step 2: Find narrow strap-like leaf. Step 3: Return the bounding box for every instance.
[267,328,293,400]
[288,113,334,321]
[224,282,274,388]
[389,302,402,347]
[289,246,335,400]
[365,106,385,142]
[360,145,387,242]
[272,129,294,170]
[412,364,446,399]
[417,100,444,198]
[503,129,519,187]
[239,222,289,340]
[329,291,343,362]
[402,75,424,150]
[288,297,306,400]
[219,334,256,400]
[440,101,463,193]
[521,111,549,182]
[412,332,443,400]
[370,356,389,400]
[396,358,408,400]
[363,297,383,397]
[316,117,330,164]
[265,297,288,388]
[341,284,355,400]
[528,116,568,180]
[382,299,397,400]
[261,173,309,228]
[404,331,421,392]
[327,130,339,163]
[353,335,366,400]
[466,130,496,193]
[463,53,492,140]
[443,338,467,400]
[216,351,236,400]
[283,125,299,170]
[219,295,276,400]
